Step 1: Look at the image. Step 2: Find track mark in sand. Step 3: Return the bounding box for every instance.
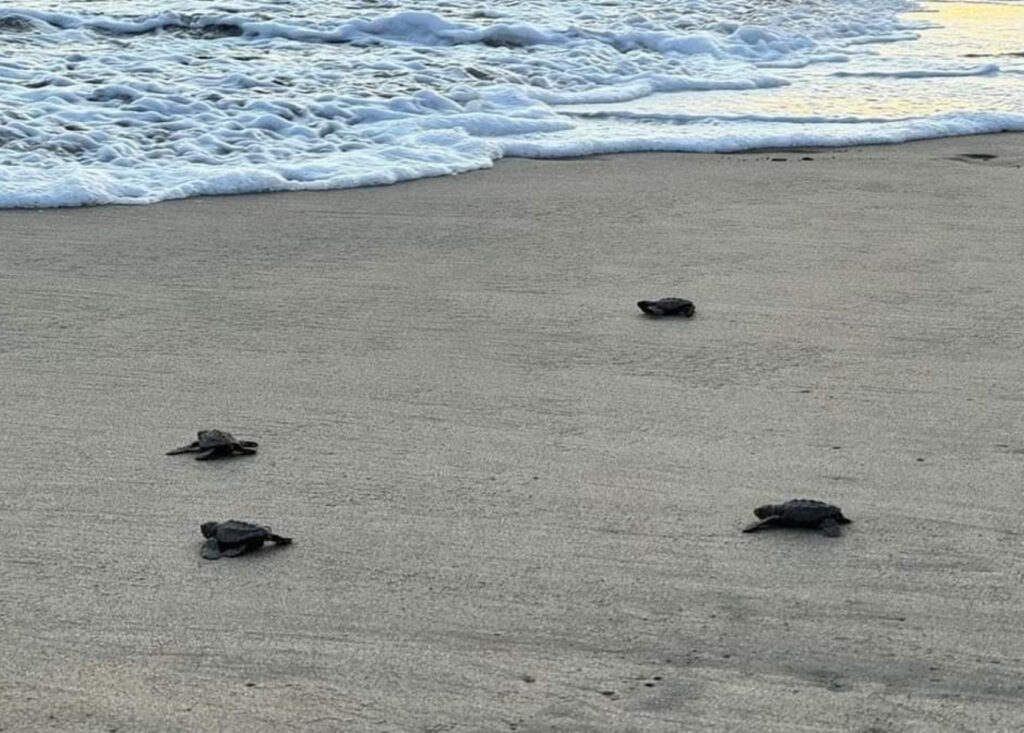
[949,153,998,163]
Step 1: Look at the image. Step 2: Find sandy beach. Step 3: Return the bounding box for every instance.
[2,133,1024,732]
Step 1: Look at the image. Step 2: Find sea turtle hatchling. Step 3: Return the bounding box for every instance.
[742,499,851,537]
[200,520,292,559]
[637,298,696,317]
[167,429,258,460]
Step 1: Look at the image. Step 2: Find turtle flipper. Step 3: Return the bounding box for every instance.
[637,300,664,316]
[266,533,292,545]
[167,441,200,455]
[742,518,770,533]
[819,517,842,537]
[233,445,257,456]
[219,545,248,557]
[201,538,223,560]
[194,448,222,461]
[240,441,259,449]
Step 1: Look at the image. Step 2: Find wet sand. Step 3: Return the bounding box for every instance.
[2,134,1023,732]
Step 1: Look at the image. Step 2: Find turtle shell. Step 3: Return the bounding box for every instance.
[755,499,847,524]
[196,429,239,449]
[202,520,270,544]
[637,298,696,317]
[200,520,292,559]
[200,520,272,559]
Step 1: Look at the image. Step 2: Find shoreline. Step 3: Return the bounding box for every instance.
[3,127,1024,212]
[2,132,1024,732]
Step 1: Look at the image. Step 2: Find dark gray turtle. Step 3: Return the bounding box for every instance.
[167,429,257,460]
[742,499,851,537]
[200,520,292,560]
[637,298,695,317]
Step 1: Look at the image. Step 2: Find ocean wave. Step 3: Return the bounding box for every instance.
[3,109,1023,209]
[0,6,885,62]
[1,0,1022,208]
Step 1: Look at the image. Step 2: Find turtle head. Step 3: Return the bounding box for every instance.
[200,522,220,538]
[753,504,779,519]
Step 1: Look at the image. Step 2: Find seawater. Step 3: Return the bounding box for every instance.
[1,0,1022,208]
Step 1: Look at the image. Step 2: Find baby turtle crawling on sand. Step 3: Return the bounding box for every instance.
[200,521,292,559]
[637,298,695,317]
[742,499,851,537]
[167,429,257,460]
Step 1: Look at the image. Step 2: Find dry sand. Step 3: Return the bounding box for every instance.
[2,134,1024,733]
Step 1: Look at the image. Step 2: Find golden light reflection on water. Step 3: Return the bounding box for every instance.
[888,1,1024,57]
[630,72,1015,120]
[924,2,1024,28]
[592,1,1024,122]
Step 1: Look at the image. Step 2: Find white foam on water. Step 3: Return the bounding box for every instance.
[1,0,1022,208]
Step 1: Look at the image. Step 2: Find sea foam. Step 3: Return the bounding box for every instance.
[1,0,1022,208]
